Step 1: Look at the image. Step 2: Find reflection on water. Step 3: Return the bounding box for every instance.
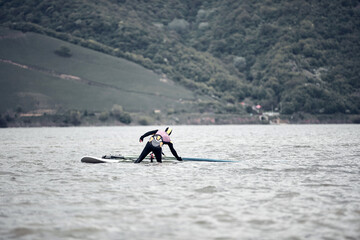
[0,125,359,240]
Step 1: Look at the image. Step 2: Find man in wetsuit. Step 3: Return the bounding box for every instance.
[134,127,182,163]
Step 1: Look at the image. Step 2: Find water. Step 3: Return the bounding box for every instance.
[0,125,359,240]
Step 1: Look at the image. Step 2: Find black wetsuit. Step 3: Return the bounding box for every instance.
[134,130,181,163]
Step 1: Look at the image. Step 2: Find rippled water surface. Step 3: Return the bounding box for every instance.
[1,125,359,240]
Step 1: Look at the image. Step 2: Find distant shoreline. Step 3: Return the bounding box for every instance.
[1,112,359,128]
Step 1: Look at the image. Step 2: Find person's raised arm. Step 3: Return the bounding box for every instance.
[139,130,158,142]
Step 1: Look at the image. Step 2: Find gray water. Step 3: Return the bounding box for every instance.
[0,125,359,240]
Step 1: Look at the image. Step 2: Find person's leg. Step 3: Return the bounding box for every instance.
[134,143,151,163]
[153,148,162,163]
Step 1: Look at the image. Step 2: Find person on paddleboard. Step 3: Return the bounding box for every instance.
[134,127,182,163]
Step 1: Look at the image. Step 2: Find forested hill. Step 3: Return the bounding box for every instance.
[1,0,360,115]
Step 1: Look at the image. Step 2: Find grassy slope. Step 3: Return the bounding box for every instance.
[0,28,198,113]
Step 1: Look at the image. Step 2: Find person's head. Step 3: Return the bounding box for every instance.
[165,127,173,135]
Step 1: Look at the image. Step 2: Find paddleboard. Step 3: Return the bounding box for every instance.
[81,155,236,163]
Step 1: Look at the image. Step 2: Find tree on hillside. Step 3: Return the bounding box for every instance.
[54,46,72,57]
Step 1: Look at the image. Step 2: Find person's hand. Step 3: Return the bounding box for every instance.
[139,136,144,142]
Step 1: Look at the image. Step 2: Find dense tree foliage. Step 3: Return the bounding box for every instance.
[1,0,359,114]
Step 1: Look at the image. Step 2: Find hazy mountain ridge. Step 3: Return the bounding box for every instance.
[1,0,359,116]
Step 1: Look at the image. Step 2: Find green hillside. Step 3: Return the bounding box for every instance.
[0,28,198,114]
[0,0,359,119]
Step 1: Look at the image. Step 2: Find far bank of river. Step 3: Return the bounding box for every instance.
[1,111,359,128]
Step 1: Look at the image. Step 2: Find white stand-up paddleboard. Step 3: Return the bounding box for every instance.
[81,154,236,163]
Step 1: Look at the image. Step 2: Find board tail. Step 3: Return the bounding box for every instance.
[182,157,236,162]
